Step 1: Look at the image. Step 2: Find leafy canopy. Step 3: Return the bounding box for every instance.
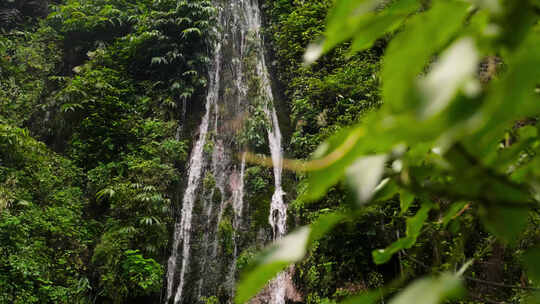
[237,0,540,303]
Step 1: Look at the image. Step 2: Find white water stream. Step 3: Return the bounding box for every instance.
[166,1,287,303]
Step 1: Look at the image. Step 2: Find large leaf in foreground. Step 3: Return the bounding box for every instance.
[523,247,540,284]
[389,273,464,304]
[466,30,540,163]
[235,213,344,304]
[346,154,387,204]
[304,0,420,63]
[381,0,469,114]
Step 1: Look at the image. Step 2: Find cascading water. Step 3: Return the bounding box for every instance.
[166,39,223,304]
[166,0,287,303]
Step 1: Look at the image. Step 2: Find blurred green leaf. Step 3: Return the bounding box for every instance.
[313,0,381,59]
[388,273,464,304]
[348,0,421,53]
[527,292,540,304]
[340,290,381,304]
[235,227,309,304]
[441,201,468,227]
[523,247,540,284]
[306,0,420,63]
[307,212,345,245]
[302,126,367,202]
[381,0,469,114]
[236,213,344,304]
[346,154,388,204]
[479,205,528,244]
[235,261,289,304]
[467,30,540,162]
[399,190,415,214]
[418,37,479,118]
[373,202,433,264]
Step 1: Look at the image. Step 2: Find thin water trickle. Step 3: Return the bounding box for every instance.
[166,40,222,304]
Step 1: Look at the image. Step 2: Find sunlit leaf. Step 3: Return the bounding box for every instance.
[235,228,309,304]
[346,154,388,204]
[466,0,502,13]
[467,30,540,162]
[236,213,343,304]
[418,37,479,118]
[388,273,464,304]
[305,0,419,63]
[381,0,470,114]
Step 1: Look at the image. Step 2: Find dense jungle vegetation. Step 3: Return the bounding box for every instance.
[1,0,539,304]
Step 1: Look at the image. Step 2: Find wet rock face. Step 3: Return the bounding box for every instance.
[0,0,49,29]
[20,0,49,18]
[0,8,21,28]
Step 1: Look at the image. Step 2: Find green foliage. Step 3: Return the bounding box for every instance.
[0,27,61,125]
[388,273,464,304]
[218,216,235,256]
[266,0,382,159]
[0,124,90,304]
[236,213,343,303]
[0,0,215,302]
[201,295,220,304]
[122,250,163,294]
[245,0,540,303]
[524,247,540,285]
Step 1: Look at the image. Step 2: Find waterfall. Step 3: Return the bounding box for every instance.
[166,0,287,303]
[166,39,223,304]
